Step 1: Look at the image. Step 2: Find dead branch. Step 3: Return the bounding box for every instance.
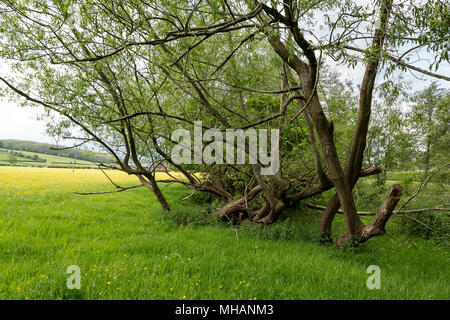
[74,184,144,195]
[305,202,449,216]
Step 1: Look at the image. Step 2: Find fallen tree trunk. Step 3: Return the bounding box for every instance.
[217,167,382,222]
[306,202,449,216]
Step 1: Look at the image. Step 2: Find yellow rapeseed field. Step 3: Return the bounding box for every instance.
[0,166,184,193]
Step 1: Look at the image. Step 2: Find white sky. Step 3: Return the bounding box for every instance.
[0,100,51,143]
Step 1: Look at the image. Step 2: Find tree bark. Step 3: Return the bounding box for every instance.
[337,184,403,247]
[260,4,365,238]
[319,0,392,243]
[138,174,171,211]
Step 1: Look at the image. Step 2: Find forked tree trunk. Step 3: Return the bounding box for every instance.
[216,0,400,247]
[319,0,393,243]
[336,184,403,247]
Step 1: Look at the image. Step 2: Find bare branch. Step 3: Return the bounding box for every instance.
[74,184,144,195]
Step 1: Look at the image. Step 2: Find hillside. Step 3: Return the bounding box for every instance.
[0,148,99,168]
[0,139,114,164]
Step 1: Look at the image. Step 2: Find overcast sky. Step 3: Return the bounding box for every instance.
[0,100,52,143]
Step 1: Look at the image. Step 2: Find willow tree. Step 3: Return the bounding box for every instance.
[0,0,448,246]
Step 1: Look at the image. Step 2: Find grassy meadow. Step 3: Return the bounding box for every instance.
[0,166,448,300]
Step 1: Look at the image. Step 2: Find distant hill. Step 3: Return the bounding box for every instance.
[0,139,115,164]
[0,148,94,168]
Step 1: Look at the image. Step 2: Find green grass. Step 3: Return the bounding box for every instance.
[0,167,448,300]
[0,148,94,167]
[0,151,30,162]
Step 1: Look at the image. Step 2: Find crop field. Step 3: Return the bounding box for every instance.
[0,166,448,300]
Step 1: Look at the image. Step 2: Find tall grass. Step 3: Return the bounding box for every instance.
[0,167,448,300]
